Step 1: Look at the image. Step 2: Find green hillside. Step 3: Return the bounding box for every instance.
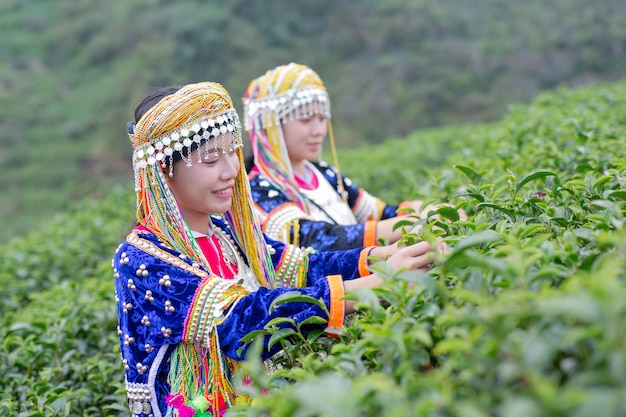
[1,80,625,416]
[2,0,626,240]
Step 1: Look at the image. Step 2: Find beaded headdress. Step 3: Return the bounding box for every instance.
[129,81,276,287]
[243,63,345,211]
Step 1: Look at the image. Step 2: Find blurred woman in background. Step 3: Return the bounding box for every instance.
[243,63,464,251]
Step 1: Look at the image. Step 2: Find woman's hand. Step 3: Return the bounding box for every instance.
[386,241,434,272]
[343,239,448,313]
[368,239,448,271]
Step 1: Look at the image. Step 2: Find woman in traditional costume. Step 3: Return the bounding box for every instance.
[243,63,462,251]
[113,82,441,416]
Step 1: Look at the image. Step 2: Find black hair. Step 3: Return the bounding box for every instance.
[244,153,256,173]
[127,85,185,163]
[126,85,184,134]
[135,85,184,122]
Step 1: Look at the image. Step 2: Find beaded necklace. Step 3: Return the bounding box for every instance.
[212,226,259,292]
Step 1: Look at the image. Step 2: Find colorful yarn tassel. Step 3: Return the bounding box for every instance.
[166,393,197,417]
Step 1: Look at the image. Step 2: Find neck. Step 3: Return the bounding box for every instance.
[183,211,212,235]
[291,160,306,178]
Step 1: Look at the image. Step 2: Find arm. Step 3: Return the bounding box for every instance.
[264,232,371,286]
[316,162,467,243]
[220,238,441,359]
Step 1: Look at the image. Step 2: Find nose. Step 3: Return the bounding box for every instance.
[310,116,327,136]
[219,152,240,180]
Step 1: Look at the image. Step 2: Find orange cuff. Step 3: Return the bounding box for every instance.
[363,220,377,247]
[326,274,345,337]
[358,248,373,277]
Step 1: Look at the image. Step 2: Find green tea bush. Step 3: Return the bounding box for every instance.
[2,82,626,416]
[0,273,127,416]
[0,186,134,416]
[0,186,134,315]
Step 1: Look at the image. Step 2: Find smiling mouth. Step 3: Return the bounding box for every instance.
[214,186,233,195]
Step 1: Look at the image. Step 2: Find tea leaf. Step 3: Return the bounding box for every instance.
[607,190,626,200]
[268,328,297,350]
[300,316,328,326]
[269,291,323,314]
[454,165,484,184]
[536,295,601,323]
[452,230,504,252]
[476,202,514,219]
[515,169,557,193]
[436,206,461,222]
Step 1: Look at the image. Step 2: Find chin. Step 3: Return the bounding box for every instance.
[208,201,233,214]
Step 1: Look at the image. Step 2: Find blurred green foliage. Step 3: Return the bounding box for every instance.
[2,0,626,239]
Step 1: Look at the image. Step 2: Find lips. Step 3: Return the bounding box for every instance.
[214,185,234,196]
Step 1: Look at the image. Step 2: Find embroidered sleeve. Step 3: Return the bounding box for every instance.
[183,276,247,345]
[297,220,367,251]
[261,202,309,244]
[307,247,367,282]
[216,275,344,360]
[263,232,368,284]
[354,189,399,221]
[274,244,314,288]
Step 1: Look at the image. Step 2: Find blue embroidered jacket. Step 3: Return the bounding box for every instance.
[113,216,368,417]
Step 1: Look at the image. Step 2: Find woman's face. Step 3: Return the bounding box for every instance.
[166,133,240,230]
[281,103,328,165]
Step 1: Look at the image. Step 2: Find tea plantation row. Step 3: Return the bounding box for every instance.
[1,81,625,416]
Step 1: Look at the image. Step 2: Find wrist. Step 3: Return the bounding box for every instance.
[369,244,396,260]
